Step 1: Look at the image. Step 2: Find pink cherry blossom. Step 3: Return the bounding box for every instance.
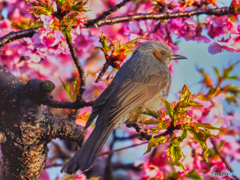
[205,16,238,39]
[40,15,55,27]
[82,81,107,101]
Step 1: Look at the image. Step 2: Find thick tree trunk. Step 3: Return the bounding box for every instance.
[0,65,86,180]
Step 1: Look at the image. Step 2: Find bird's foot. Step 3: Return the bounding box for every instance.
[126,123,151,140]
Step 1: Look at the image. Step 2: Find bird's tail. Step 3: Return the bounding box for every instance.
[61,122,115,174]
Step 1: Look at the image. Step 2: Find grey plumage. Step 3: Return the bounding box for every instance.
[61,41,185,174]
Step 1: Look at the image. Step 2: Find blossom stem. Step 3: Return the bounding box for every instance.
[89,0,132,28]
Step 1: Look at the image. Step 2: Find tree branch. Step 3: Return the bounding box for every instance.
[210,138,239,180]
[98,122,180,158]
[95,62,110,83]
[127,122,181,141]
[0,27,40,48]
[98,142,147,157]
[84,7,231,28]
[112,163,141,171]
[103,130,116,180]
[88,0,132,28]
[22,77,94,109]
[0,7,232,48]
[42,97,94,109]
[0,65,87,179]
[66,35,86,98]
[47,117,86,146]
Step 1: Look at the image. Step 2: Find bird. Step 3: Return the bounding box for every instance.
[61,41,187,174]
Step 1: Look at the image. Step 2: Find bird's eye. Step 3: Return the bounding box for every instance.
[161,51,165,55]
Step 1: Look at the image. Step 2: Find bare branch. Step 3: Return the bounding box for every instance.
[88,0,132,28]
[98,142,147,157]
[0,27,40,48]
[66,35,86,97]
[85,7,231,27]
[95,62,110,82]
[0,7,232,48]
[115,134,138,140]
[44,163,64,169]
[22,77,94,109]
[104,130,116,179]
[42,97,94,109]
[112,163,141,171]
[211,138,239,180]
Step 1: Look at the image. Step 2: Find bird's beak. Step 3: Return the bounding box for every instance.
[171,54,187,60]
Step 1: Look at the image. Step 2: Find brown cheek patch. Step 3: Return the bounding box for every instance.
[153,50,165,64]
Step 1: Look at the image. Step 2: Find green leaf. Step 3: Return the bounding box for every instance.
[125,50,132,54]
[178,130,187,141]
[142,119,159,125]
[167,141,187,174]
[194,123,224,131]
[187,101,203,107]
[133,109,143,114]
[184,126,209,161]
[120,33,147,50]
[144,136,167,154]
[72,81,77,92]
[142,106,159,119]
[99,33,109,51]
[73,78,81,101]
[213,67,220,77]
[134,106,159,119]
[237,6,240,14]
[176,162,188,175]
[159,97,172,114]
[223,65,234,78]
[218,140,226,151]
[59,76,72,101]
[186,169,204,180]
[226,76,240,80]
[179,84,191,102]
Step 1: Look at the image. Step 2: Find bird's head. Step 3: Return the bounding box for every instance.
[134,41,187,67]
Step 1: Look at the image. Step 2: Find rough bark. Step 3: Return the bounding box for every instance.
[0,65,86,180]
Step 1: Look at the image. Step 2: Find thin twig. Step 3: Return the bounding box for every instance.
[98,142,147,157]
[95,62,110,82]
[89,0,132,28]
[104,130,116,180]
[127,122,181,140]
[44,163,64,169]
[66,35,86,98]
[115,134,138,140]
[211,138,239,180]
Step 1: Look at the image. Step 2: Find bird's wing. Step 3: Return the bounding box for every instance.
[105,61,171,126]
[85,60,131,129]
[85,81,116,129]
